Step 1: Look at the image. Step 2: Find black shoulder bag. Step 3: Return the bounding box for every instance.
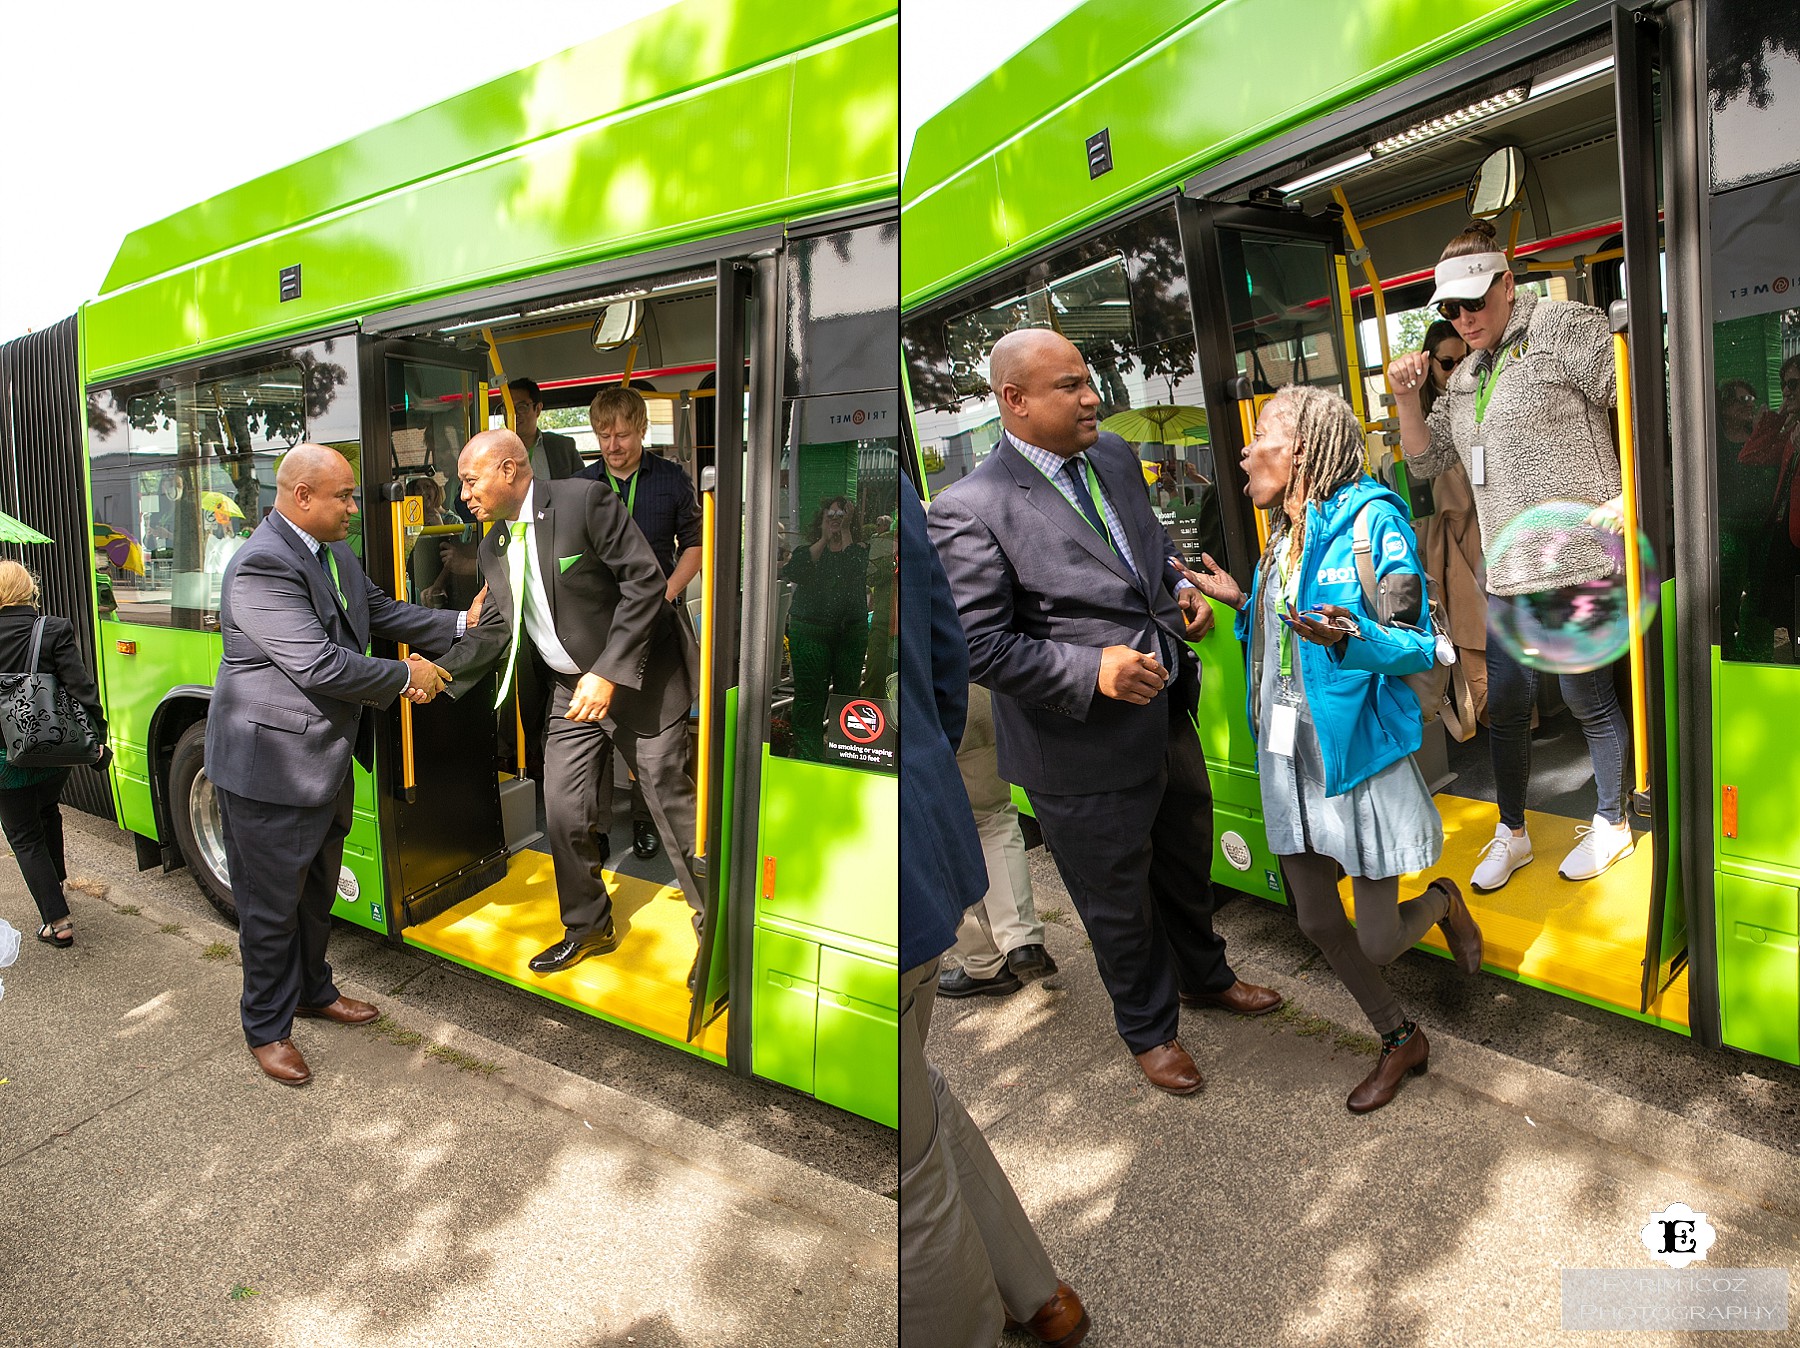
[0,618,102,768]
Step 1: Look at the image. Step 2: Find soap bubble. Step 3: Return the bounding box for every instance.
[1485,499,1659,674]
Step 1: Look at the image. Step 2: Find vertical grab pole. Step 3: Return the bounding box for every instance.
[386,487,419,803]
[1609,301,1650,794]
[695,465,718,859]
[1232,375,1269,552]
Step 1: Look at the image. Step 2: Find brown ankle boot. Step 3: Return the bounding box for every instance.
[1347,1024,1428,1113]
[1005,1280,1090,1347]
[1431,878,1484,975]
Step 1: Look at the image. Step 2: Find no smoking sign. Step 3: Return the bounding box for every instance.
[824,695,896,772]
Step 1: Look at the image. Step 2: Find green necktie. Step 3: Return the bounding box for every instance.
[493,519,530,709]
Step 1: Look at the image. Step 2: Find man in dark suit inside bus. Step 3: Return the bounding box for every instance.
[437,429,703,976]
[209,444,475,1087]
[509,377,585,480]
[577,385,703,862]
[926,328,1282,1097]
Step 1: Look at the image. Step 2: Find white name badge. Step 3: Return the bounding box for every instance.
[1267,702,1297,757]
[1471,443,1486,486]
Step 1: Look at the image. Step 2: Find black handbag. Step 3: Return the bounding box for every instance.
[0,618,102,768]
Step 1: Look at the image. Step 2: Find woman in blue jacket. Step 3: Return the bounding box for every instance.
[1182,385,1483,1113]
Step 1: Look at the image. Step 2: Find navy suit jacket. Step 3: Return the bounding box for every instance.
[926,430,1196,796]
[207,515,460,808]
[898,475,985,972]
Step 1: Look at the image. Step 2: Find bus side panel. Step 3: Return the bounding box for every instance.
[333,761,388,935]
[1713,654,1800,1065]
[750,753,897,1122]
[100,624,218,838]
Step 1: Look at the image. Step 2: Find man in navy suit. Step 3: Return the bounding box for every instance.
[927,329,1282,1095]
[210,444,472,1086]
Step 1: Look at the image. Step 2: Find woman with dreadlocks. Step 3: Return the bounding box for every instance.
[1180,385,1482,1113]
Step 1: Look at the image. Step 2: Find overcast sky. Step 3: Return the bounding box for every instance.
[0,0,672,342]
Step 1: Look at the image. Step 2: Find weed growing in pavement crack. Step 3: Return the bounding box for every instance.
[228,1285,258,1302]
[158,923,184,935]
[424,1043,500,1075]
[201,942,234,962]
[366,1015,423,1047]
[1039,906,1065,925]
[1268,1001,1379,1056]
[116,905,140,915]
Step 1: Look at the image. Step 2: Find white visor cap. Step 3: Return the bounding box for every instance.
[1429,251,1510,304]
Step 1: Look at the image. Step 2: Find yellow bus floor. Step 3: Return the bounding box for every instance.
[1335,794,1689,1029]
[404,850,727,1058]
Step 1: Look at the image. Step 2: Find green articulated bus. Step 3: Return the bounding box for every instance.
[905,0,1800,1066]
[76,0,899,1124]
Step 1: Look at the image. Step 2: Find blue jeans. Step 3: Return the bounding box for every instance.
[1485,592,1629,830]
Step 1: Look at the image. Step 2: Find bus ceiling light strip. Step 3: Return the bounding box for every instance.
[1277,151,1375,195]
[1527,55,1613,102]
[1370,86,1527,156]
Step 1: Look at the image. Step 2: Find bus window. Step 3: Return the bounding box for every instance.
[87,341,359,629]
[907,205,1224,568]
[772,406,899,767]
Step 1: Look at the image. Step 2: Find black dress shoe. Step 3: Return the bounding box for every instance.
[632,819,661,860]
[937,966,1022,999]
[529,922,620,973]
[1005,943,1058,979]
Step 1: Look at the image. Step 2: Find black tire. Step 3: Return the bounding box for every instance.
[168,720,238,925]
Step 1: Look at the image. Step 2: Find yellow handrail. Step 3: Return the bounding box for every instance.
[391,494,419,797]
[1237,396,1268,553]
[695,480,717,859]
[1613,327,1649,794]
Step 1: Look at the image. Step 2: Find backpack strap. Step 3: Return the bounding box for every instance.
[1352,505,1379,615]
[24,616,46,673]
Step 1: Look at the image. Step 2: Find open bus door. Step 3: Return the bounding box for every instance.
[360,340,510,928]
[1611,1,1685,1015]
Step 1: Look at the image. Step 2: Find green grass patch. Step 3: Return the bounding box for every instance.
[200,942,234,962]
[116,905,140,916]
[366,1015,423,1048]
[1039,906,1065,926]
[1267,999,1380,1056]
[424,1043,500,1075]
[227,1285,258,1302]
[158,923,184,935]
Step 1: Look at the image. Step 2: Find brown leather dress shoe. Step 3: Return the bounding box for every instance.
[1180,979,1283,1016]
[1346,1024,1429,1113]
[1004,1279,1091,1347]
[250,1038,312,1086]
[1430,878,1484,975]
[1133,1040,1202,1095]
[296,996,380,1025]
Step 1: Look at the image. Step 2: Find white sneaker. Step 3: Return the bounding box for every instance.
[1471,823,1533,893]
[1559,815,1635,881]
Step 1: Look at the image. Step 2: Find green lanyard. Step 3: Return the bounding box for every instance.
[1473,343,1522,425]
[1028,453,1121,556]
[605,467,640,516]
[1274,547,1301,679]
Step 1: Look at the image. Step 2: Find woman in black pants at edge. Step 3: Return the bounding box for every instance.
[0,561,108,947]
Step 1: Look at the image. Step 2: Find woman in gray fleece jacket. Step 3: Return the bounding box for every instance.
[1389,218,1634,894]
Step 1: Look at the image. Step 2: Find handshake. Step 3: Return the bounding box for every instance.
[404,653,452,705]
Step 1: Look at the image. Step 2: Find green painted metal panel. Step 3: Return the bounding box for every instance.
[756,752,897,955]
[1715,872,1799,1065]
[815,947,898,1127]
[85,9,898,382]
[752,926,820,1093]
[1714,658,1800,874]
[902,0,1575,308]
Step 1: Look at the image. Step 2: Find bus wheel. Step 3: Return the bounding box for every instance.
[169,721,237,925]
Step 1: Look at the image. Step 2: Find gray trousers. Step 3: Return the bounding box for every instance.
[543,676,703,937]
[948,691,1041,978]
[899,958,1056,1348]
[1280,850,1449,1036]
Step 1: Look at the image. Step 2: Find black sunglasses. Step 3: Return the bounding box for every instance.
[1437,294,1488,321]
[1432,356,1459,372]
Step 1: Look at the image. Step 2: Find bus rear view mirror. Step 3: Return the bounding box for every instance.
[591,300,643,351]
[1467,145,1526,218]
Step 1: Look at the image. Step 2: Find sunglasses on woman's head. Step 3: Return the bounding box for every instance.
[1437,294,1488,321]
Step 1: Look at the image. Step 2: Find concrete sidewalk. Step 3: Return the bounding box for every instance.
[933,854,1800,1348]
[0,823,895,1348]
